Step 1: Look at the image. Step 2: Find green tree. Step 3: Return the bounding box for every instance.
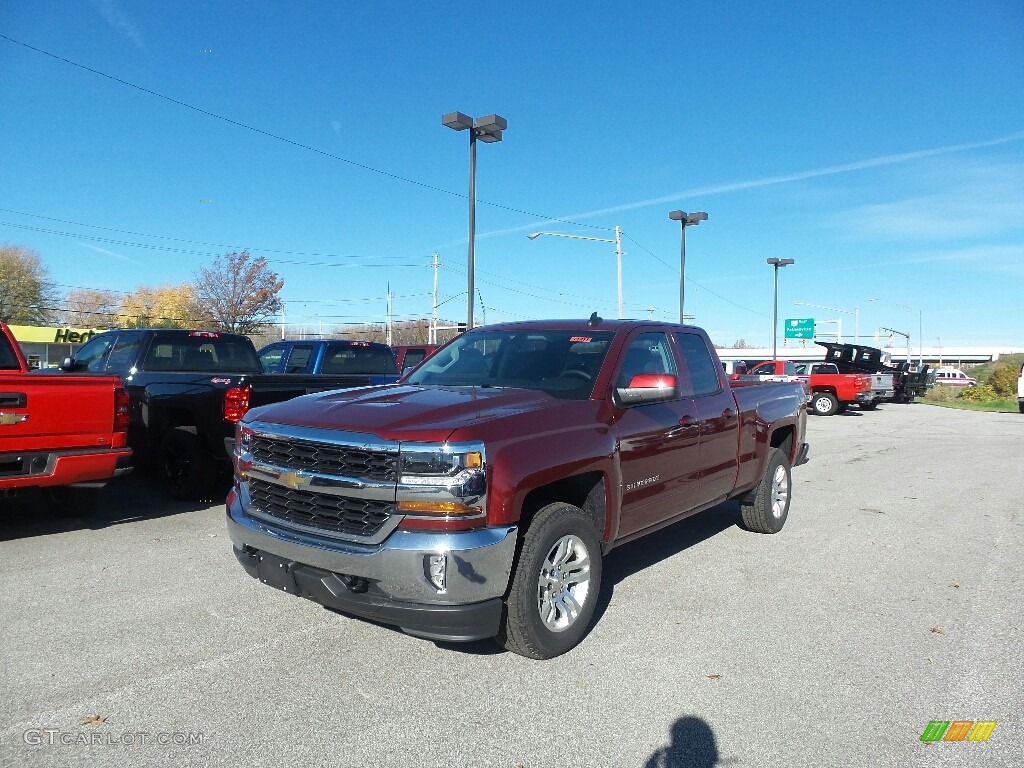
[0,244,57,324]
[193,251,284,334]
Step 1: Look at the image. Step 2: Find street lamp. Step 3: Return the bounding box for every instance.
[766,258,795,360]
[442,111,507,331]
[868,297,922,367]
[668,210,708,323]
[793,302,859,343]
[527,227,624,318]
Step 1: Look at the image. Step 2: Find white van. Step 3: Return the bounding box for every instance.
[932,367,977,387]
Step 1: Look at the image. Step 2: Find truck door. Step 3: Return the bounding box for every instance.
[613,331,702,538]
[674,331,740,504]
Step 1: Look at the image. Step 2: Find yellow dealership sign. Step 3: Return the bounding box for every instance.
[6,325,107,344]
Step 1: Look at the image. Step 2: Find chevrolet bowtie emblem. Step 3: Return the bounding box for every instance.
[0,412,29,426]
[277,470,309,491]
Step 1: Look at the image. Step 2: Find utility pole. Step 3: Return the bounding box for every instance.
[386,286,393,346]
[431,253,440,344]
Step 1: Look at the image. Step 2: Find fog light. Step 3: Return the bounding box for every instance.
[427,553,447,593]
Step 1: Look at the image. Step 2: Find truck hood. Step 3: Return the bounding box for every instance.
[245,384,574,441]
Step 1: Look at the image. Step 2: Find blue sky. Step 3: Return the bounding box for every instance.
[1,1,1022,348]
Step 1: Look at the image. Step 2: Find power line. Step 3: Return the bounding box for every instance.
[0,34,606,231]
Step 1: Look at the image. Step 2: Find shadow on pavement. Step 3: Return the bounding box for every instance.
[0,472,232,541]
[644,716,721,767]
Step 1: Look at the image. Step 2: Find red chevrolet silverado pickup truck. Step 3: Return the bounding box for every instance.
[746,359,872,415]
[0,323,131,513]
[226,318,809,658]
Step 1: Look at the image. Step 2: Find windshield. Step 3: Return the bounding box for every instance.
[405,329,613,400]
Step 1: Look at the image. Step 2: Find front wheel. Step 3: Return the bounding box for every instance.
[810,392,839,416]
[740,448,792,534]
[498,502,603,660]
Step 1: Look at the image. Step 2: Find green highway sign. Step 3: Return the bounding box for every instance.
[784,318,815,339]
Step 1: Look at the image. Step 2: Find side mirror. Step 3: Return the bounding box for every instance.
[614,373,678,406]
[60,356,80,372]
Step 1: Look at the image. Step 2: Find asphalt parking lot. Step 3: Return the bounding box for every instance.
[1,403,1021,768]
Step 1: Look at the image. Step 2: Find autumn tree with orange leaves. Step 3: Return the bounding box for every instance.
[193,250,284,334]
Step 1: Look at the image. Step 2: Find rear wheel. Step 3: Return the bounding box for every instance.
[498,502,602,660]
[158,427,216,500]
[859,400,879,411]
[740,448,792,534]
[44,487,101,517]
[810,392,839,416]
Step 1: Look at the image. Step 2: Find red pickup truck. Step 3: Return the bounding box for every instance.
[226,318,809,658]
[0,323,131,513]
[746,359,873,416]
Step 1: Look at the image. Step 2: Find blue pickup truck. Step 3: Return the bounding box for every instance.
[257,339,399,380]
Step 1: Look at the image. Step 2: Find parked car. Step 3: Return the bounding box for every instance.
[258,339,399,381]
[931,367,977,387]
[391,344,440,374]
[1,322,131,513]
[816,342,933,403]
[47,329,401,499]
[227,317,809,659]
[1018,363,1024,414]
[746,359,872,415]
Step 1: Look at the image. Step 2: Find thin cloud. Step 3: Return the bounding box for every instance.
[91,0,145,50]
[477,131,1024,240]
[79,242,142,265]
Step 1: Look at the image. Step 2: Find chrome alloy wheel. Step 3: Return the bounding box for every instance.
[537,534,592,633]
[771,463,790,518]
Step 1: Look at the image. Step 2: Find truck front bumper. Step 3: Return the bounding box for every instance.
[225,490,518,642]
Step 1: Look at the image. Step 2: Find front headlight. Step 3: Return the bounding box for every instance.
[397,441,486,517]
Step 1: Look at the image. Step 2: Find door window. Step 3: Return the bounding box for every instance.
[72,333,116,372]
[104,332,145,374]
[674,333,723,396]
[615,332,677,390]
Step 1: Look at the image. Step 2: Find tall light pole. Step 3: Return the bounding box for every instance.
[869,297,922,367]
[527,227,624,318]
[442,112,507,331]
[767,258,795,360]
[668,210,707,323]
[794,301,859,342]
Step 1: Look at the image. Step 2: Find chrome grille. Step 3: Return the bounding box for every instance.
[248,478,394,538]
[249,434,397,481]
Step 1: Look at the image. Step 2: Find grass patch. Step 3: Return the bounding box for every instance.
[920,398,1019,413]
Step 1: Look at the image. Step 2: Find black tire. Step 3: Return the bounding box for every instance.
[157,427,216,500]
[43,487,101,518]
[1019,402,1024,414]
[810,392,839,416]
[859,400,879,411]
[740,448,792,534]
[498,502,603,660]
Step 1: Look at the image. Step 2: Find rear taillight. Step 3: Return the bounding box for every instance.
[224,385,251,423]
[113,387,130,433]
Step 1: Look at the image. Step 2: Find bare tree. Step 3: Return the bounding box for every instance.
[59,288,121,328]
[193,251,284,334]
[0,244,58,323]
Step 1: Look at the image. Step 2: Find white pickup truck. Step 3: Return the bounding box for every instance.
[1017,363,1024,414]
